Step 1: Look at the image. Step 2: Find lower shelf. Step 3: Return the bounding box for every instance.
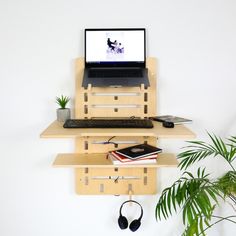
[53,153,178,195]
[53,153,178,168]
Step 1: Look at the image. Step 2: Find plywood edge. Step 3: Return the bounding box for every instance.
[53,153,178,168]
[40,121,82,138]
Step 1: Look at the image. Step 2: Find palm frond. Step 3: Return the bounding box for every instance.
[182,212,214,236]
[157,133,236,235]
[228,136,236,145]
[156,168,223,225]
[178,133,236,171]
[178,141,215,170]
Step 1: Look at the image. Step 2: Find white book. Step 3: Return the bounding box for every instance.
[109,154,157,165]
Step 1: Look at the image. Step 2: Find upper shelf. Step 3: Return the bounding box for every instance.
[40,120,196,139]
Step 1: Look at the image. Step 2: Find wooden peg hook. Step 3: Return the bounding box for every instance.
[129,190,133,205]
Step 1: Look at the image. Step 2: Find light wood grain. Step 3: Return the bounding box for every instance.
[40,120,196,139]
[75,167,157,195]
[74,136,157,153]
[40,57,196,195]
[75,57,157,118]
[53,153,178,168]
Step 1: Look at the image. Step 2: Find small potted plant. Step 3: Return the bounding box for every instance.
[56,95,71,122]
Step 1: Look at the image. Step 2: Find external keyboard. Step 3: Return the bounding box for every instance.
[63,119,153,128]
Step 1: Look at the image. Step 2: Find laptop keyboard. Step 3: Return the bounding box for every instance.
[88,68,143,78]
[63,119,153,128]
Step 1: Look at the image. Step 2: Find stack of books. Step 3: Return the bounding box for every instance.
[108,143,162,165]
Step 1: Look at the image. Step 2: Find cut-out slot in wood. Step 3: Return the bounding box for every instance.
[84,168,89,174]
[85,176,89,185]
[84,93,88,102]
[100,184,104,192]
[114,108,118,112]
[144,168,147,174]
[91,176,140,180]
[91,104,141,108]
[144,104,148,114]
[91,140,140,145]
[84,105,88,114]
[128,184,133,192]
[92,92,141,96]
[144,176,148,185]
[144,92,148,102]
[84,141,88,150]
[114,96,118,100]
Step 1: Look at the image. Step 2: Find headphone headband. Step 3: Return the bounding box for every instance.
[119,200,143,221]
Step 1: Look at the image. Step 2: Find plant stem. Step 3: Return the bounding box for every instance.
[228,162,236,171]
[229,194,236,204]
[198,215,236,236]
[218,152,236,171]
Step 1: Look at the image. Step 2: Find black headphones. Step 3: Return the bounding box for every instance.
[118,200,143,232]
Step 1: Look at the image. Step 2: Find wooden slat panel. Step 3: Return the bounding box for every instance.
[74,136,157,153]
[75,168,157,195]
[74,57,157,118]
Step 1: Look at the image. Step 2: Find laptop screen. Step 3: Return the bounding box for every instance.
[85,28,146,67]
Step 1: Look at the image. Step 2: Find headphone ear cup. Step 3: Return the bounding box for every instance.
[129,219,141,232]
[118,215,128,230]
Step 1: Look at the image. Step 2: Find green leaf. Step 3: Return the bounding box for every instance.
[56,95,70,109]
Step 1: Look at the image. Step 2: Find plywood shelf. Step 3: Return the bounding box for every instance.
[40,120,196,139]
[53,153,178,168]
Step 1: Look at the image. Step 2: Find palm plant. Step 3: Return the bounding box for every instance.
[56,95,70,109]
[155,133,236,236]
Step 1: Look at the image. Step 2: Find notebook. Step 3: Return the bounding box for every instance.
[115,143,162,159]
[82,28,150,88]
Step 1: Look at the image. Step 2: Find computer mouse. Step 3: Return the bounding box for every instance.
[163,121,175,128]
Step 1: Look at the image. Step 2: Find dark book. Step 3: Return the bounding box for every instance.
[153,115,192,124]
[109,151,158,163]
[115,143,162,159]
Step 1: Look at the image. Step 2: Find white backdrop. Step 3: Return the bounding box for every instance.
[0,0,236,235]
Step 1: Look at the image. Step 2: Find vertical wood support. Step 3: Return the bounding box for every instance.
[74,57,158,195]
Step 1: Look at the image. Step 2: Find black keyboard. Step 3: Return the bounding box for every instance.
[88,68,143,78]
[63,119,153,128]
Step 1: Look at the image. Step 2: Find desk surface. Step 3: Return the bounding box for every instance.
[40,120,196,139]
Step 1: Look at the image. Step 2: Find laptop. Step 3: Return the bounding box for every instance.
[82,28,150,88]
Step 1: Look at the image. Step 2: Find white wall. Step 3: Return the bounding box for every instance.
[0,0,236,235]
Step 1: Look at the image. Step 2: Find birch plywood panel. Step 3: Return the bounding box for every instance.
[75,57,157,118]
[75,167,157,195]
[74,136,157,153]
